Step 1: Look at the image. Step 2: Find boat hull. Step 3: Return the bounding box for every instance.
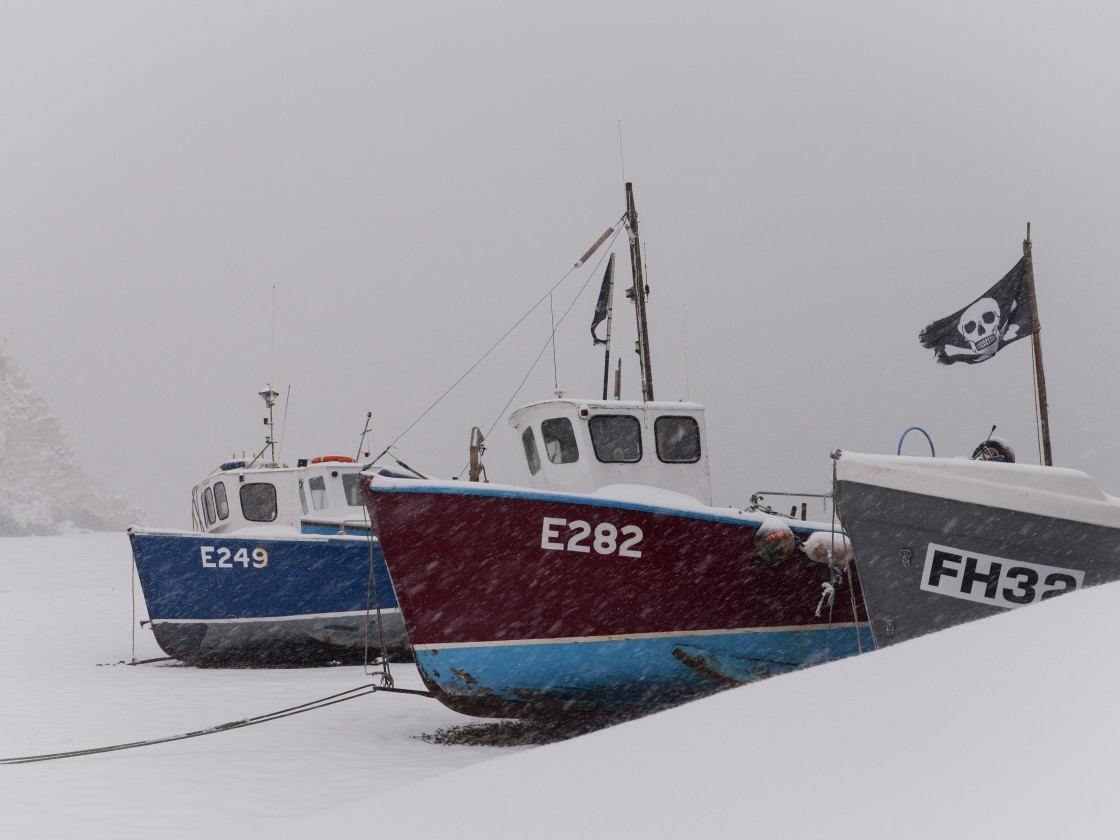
[835,452,1120,647]
[364,478,872,718]
[129,529,406,666]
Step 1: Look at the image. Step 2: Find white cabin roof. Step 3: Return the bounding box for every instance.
[192,457,370,534]
[836,450,1120,528]
[505,397,712,504]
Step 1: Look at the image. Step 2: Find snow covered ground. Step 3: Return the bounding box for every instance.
[1,532,1116,839]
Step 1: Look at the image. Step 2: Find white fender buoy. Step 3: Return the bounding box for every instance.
[801,531,853,567]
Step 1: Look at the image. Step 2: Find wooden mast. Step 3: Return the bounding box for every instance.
[625,182,654,401]
[1023,224,1053,466]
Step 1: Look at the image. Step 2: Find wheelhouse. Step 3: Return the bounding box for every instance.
[193,457,370,534]
[508,399,712,504]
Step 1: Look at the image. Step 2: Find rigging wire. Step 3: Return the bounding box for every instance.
[277,385,291,463]
[379,214,626,458]
[451,226,625,480]
[684,304,690,402]
[549,293,559,390]
[484,227,623,441]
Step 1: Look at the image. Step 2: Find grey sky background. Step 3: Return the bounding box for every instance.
[3,1,1118,527]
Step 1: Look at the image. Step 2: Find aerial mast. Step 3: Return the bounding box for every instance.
[624,182,654,401]
[259,385,279,464]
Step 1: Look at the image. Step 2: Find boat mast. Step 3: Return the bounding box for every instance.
[624,182,654,401]
[355,411,373,461]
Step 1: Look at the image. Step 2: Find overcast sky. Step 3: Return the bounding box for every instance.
[3,1,1119,527]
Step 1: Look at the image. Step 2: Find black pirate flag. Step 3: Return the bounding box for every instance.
[919,258,1035,364]
[590,255,615,346]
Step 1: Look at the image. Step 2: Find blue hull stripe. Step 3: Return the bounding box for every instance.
[415,626,874,710]
[151,608,400,625]
[414,622,869,650]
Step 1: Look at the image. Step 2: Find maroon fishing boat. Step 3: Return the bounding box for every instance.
[363,183,871,718]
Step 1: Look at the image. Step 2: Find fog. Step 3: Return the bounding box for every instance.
[3,1,1118,527]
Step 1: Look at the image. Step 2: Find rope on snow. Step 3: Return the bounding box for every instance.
[0,682,431,766]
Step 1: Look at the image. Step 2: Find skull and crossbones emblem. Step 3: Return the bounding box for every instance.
[944,297,1022,360]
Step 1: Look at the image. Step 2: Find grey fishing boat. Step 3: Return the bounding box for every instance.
[833,449,1120,647]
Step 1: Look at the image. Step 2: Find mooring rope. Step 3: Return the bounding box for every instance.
[845,561,864,654]
[0,683,432,765]
[96,656,174,667]
[130,550,137,665]
[831,452,867,654]
[363,518,394,684]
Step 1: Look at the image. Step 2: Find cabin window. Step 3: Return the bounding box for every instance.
[589,415,642,463]
[522,427,541,475]
[213,481,230,520]
[342,473,363,506]
[541,417,579,464]
[309,476,328,510]
[202,486,216,526]
[298,480,309,515]
[240,483,278,522]
[655,416,702,463]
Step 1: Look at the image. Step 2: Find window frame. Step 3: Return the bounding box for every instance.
[202,486,216,526]
[522,427,542,475]
[654,415,702,464]
[341,473,364,507]
[308,475,328,511]
[240,482,278,523]
[588,414,643,464]
[541,417,580,465]
[213,481,230,521]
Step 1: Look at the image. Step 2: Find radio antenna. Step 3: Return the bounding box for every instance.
[617,121,627,184]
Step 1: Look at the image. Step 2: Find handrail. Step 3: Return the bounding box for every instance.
[897,426,936,456]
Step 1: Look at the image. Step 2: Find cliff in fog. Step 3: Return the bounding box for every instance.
[0,339,142,536]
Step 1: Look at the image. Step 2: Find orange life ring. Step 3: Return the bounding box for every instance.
[310,455,355,464]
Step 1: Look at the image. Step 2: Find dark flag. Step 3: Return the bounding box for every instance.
[591,256,615,345]
[919,258,1034,364]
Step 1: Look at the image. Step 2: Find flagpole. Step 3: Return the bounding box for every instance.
[601,253,616,401]
[1023,224,1053,466]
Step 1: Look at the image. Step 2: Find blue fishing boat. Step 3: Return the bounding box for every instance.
[129,388,406,666]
